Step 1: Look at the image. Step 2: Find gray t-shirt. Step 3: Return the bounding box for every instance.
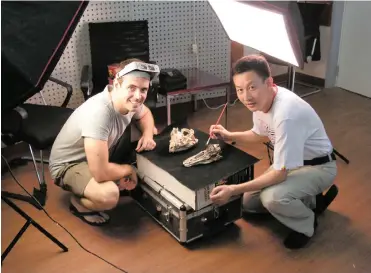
[48,86,143,179]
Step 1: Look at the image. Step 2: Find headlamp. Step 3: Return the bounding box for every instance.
[116,62,160,80]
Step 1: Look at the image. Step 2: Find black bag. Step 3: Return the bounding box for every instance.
[159,68,187,94]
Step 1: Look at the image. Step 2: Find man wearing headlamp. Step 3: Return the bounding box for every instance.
[49,58,159,226]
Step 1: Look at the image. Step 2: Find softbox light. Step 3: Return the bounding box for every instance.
[208,0,305,68]
[1,1,89,113]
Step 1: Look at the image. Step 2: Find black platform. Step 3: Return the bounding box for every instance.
[138,127,259,191]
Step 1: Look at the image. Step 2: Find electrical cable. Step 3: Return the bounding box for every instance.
[1,154,129,273]
[201,97,240,110]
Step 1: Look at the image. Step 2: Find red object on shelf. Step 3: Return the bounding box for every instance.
[107,63,120,84]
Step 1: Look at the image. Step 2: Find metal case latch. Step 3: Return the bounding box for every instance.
[163,205,172,222]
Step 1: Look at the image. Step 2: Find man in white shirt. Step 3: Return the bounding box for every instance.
[209,54,338,249]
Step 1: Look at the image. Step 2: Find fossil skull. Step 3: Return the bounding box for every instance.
[169,128,198,153]
[183,144,222,167]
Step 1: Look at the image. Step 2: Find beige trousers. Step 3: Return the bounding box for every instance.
[243,161,337,237]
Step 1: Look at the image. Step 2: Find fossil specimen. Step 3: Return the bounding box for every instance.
[183,144,222,167]
[169,128,198,153]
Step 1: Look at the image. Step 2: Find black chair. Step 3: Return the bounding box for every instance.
[80,20,159,110]
[1,77,75,208]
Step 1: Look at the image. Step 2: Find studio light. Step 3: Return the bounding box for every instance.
[208,0,305,68]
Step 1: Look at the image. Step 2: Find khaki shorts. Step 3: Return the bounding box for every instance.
[54,162,92,197]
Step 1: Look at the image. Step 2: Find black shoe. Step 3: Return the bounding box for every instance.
[284,215,318,249]
[314,185,339,215]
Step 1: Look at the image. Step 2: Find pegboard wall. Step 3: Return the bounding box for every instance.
[26,1,231,109]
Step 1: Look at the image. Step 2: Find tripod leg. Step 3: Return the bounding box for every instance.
[2,191,42,210]
[30,220,68,252]
[1,196,68,263]
[333,148,350,164]
[2,221,31,263]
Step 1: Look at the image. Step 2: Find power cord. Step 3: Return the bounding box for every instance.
[201,97,240,110]
[1,154,129,273]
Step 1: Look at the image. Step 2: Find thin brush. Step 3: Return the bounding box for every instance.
[206,102,228,146]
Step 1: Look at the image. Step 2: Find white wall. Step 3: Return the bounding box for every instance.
[244,25,331,79]
[336,2,371,98]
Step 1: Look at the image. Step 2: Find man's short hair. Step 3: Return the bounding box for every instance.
[232,54,271,81]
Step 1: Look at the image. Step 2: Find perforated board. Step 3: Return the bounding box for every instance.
[26,1,230,109]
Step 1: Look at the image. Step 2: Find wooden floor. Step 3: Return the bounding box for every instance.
[2,87,371,273]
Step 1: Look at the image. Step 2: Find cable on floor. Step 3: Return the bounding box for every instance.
[1,154,129,273]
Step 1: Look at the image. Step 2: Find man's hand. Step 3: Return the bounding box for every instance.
[209,125,232,141]
[85,138,133,182]
[210,185,233,205]
[136,134,156,152]
[118,170,138,191]
[135,105,157,152]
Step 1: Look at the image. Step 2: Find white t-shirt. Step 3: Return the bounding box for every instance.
[49,86,144,179]
[252,86,333,170]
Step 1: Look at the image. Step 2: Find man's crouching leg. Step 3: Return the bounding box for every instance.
[258,162,337,249]
[60,162,119,226]
[70,178,119,225]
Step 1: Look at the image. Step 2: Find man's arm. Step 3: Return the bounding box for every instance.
[84,138,134,183]
[135,105,155,137]
[230,168,287,195]
[229,130,268,144]
[210,126,267,144]
[80,105,135,183]
[212,112,268,144]
[232,118,305,194]
[229,112,269,144]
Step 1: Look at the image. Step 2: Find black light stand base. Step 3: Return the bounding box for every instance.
[1,194,68,264]
[1,183,47,210]
[1,191,42,210]
[33,183,48,207]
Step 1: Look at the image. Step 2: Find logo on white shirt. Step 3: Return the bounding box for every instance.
[258,119,276,145]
